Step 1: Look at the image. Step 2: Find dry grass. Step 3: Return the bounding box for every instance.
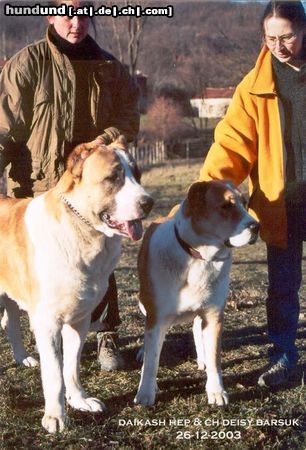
[0,160,305,449]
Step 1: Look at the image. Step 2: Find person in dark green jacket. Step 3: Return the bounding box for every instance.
[0,0,140,371]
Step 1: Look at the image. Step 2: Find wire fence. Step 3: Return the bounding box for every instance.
[0,137,211,196]
[130,136,211,168]
[129,140,166,169]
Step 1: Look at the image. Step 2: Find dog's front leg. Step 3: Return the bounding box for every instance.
[202,310,229,406]
[62,318,106,413]
[193,315,206,370]
[33,319,65,433]
[134,321,168,406]
[1,295,38,367]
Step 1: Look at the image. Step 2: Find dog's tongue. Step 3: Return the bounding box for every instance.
[126,220,143,241]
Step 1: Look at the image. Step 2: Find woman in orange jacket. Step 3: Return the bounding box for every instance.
[200,0,305,387]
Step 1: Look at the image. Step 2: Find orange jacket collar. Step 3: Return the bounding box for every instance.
[249,46,276,96]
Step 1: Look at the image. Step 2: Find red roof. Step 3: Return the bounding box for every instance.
[193,87,235,99]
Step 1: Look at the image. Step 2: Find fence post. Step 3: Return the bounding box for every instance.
[186,141,190,160]
[129,140,167,168]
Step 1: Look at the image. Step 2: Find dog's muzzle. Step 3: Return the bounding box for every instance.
[100,195,153,242]
[225,221,260,248]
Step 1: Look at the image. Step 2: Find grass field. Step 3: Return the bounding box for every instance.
[0,160,305,449]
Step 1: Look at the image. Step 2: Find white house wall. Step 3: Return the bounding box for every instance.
[190,97,232,119]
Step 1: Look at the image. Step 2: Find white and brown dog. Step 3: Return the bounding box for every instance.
[134,180,258,407]
[0,137,153,433]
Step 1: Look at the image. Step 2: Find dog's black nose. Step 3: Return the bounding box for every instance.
[139,195,154,215]
[248,221,260,245]
[249,222,260,234]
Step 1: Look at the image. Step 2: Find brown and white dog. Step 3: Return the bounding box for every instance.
[134,180,258,407]
[0,136,153,433]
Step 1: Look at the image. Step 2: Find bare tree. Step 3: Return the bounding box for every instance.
[127,11,146,76]
[144,97,191,143]
[105,0,147,76]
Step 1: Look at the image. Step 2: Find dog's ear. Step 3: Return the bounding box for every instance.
[66,143,94,179]
[185,181,211,216]
[108,134,128,152]
[116,134,128,147]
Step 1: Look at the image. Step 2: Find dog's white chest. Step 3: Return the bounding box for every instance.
[178,259,228,313]
[25,196,121,322]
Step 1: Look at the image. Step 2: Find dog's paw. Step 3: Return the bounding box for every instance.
[42,414,66,433]
[17,355,39,367]
[134,390,156,406]
[207,390,229,406]
[68,395,106,412]
[197,361,205,371]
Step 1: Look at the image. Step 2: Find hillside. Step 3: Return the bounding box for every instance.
[1,1,265,94]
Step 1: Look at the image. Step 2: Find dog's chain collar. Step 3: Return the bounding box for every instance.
[61,196,93,228]
[174,224,204,260]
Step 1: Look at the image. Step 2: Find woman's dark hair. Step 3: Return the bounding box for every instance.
[261,1,306,32]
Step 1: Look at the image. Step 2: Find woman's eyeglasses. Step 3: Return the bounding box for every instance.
[265,32,297,47]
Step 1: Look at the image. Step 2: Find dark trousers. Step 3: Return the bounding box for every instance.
[265,193,305,368]
[91,273,121,330]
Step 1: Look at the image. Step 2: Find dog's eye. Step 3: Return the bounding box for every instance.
[105,174,119,183]
[105,168,124,183]
[241,197,248,208]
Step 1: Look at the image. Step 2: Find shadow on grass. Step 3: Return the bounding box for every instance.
[52,320,306,427]
[109,322,305,402]
[93,362,306,424]
[111,322,306,369]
